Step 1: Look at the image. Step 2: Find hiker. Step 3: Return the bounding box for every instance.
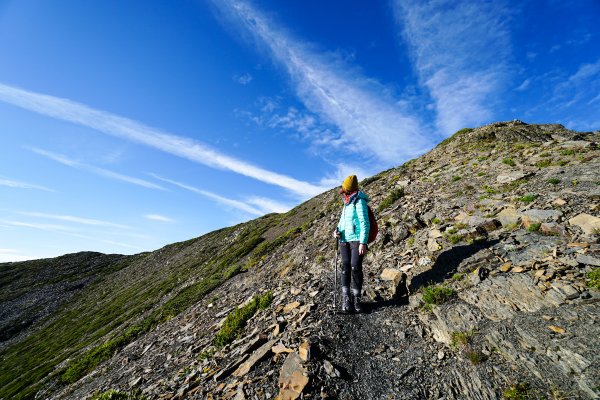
[333,175,370,313]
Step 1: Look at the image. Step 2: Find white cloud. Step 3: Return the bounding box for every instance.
[588,92,600,105]
[0,177,55,192]
[0,82,325,197]
[318,163,374,189]
[28,147,167,191]
[516,78,531,91]
[149,173,265,216]
[553,58,600,108]
[394,0,511,135]
[19,211,132,229]
[234,72,253,85]
[211,0,434,164]
[144,214,175,222]
[0,249,45,263]
[246,197,293,214]
[0,219,76,232]
[566,59,600,86]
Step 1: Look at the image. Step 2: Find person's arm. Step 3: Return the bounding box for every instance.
[334,206,344,238]
[355,198,370,246]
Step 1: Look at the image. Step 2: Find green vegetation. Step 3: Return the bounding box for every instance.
[560,149,575,156]
[360,174,381,186]
[0,201,323,399]
[502,158,516,167]
[482,185,498,194]
[451,273,464,281]
[432,217,442,225]
[60,226,271,384]
[503,382,533,399]
[527,223,541,232]
[519,194,537,204]
[451,331,472,348]
[244,223,311,270]
[451,175,461,182]
[214,291,273,347]
[444,227,463,244]
[547,177,561,185]
[438,127,472,147]
[422,284,455,311]
[586,268,600,290]
[91,390,146,400]
[377,188,404,212]
[466,350,484,364]
[535,159,551,168]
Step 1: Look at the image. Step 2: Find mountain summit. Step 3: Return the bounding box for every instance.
[1,121,599,399]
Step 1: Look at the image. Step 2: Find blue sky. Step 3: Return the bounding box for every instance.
[1,0,599,261]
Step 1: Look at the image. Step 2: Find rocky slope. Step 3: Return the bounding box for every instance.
[2,121,599,399]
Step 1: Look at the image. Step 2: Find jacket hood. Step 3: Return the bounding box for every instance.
[346,191,369,204]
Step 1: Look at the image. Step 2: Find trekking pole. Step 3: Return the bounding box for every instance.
[333,237,339,309]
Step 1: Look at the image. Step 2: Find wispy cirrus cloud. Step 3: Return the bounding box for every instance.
[246,197,293,214]
[211,0,433,164]
[0,82,325,197]
[554,58,600,105]
[28,147,167,191]
[18,211,132,229]
[234,72,253,85]
[0,219,76,232]
[149,173,265,216]
[394,0,512,135]
[144,214,175,222]
[0,176,55,192]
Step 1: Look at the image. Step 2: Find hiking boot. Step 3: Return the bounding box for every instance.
[353,296,363,313]
[341,294,353,313]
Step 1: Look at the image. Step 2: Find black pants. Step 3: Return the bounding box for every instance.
[340,241,364,297]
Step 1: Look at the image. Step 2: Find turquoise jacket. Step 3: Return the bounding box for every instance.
[337,191,370,244]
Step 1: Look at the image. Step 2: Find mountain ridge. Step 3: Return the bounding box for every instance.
[1,120,599,399]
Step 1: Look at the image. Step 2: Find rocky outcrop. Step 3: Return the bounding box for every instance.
[3,121,599,399]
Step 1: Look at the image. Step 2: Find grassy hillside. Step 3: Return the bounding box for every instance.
[0,198,324,399]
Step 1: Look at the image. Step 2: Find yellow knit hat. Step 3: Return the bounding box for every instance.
[341,175,359,193]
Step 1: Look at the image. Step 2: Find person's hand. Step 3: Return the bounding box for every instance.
[359,244,367,255]
[333,230,340,239]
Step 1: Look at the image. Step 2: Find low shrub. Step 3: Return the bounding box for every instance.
[465,350,484,364]
[547,177,561,185]
[535,159,551,168]
[519,194,537,204]
[586,268,600,290]
[503,382,532,399]
[451,331,471,347]
[451,273,464,281]
[527,223,541,232]
[214,291,273,347]
[502,158,516,167]
[377,188,404,212]
[422,284,455,310]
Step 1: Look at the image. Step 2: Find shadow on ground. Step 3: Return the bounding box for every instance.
[366,239,500,313]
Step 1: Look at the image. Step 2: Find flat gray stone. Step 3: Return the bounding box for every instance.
[497,171,527,184]
[576,254,600,267]
[522,209,563,222]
